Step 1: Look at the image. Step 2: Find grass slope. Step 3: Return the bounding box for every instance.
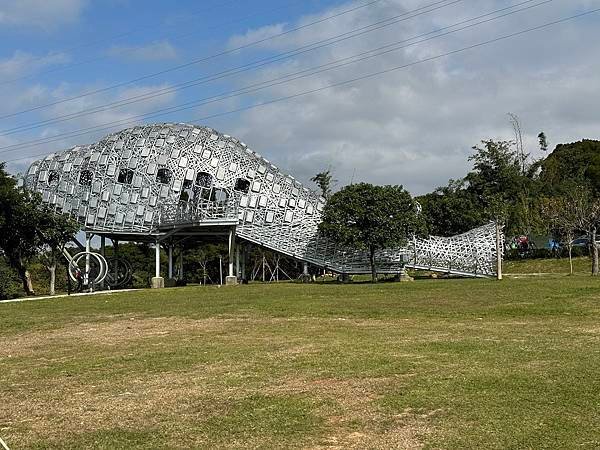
[1,278,600,449]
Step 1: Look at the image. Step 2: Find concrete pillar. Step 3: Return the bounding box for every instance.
[235,244,240,279]
[397,266,414,282]
[85,233,91,288]
[113,239,119,289]
[241,245,246,281]
[219,255,223,286]
[179,246,184,280]
[168,245,173,279]
[226,227,237,285]
[152,241,164,288]
[303,262,308,275]
[100,236,106,289]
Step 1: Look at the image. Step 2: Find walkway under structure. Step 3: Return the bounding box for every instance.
[23,123,503,286]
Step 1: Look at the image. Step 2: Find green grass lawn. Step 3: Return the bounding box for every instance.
[503,256,593,275]
[1,277,600,449]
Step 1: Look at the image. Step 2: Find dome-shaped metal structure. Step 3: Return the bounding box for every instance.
[24,123,501,279]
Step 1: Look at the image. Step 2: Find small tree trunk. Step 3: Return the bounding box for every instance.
[369,246,377,283]
[568,244,573,275]
[12,254,35,295]
[592,227,599,276]
[49,263,56,295]
[16,261,35,296]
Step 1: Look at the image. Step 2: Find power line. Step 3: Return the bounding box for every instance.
[5,7,599,164]
[0,0,554,152]
[0,0,467,136]
[0,0,306,87]
[0,0,389,120]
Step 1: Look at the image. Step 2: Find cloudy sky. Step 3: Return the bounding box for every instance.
[0,0,598,194]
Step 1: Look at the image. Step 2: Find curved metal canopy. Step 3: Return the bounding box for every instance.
[24,123,501,277]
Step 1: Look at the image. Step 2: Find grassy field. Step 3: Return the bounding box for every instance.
[1,276,600,449]
[504,256,592,274]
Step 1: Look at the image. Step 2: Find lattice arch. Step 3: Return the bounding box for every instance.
[24,123,501,278]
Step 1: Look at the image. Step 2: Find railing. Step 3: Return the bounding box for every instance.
[156,198,238,227]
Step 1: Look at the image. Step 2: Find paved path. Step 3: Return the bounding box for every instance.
[0,288,138,304]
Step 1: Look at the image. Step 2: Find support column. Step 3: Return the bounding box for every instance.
[100,236,106,289]
[113,239,119,290]
[226,227,237,285]
[155,242,160,278]
[219,255,223,286]
[303,262,308,275]
[241,244,247,282]
[152,241,164,288]
[179,246,184,281]
[235,244,240,279]
[168,245,173,279]
[85,233,91,290]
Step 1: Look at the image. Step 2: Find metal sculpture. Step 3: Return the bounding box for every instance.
[105,257,133,289]
[24,123,502,280]
[63,249,108,288]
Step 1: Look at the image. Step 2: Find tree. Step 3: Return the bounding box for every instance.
[508,113,528,174]
[320,183,424,282]
[417,179,485,236]
[541,194,580,275]
[0,164,44,294]
[311,170,336,200]
[571,187,600,276]
[538,132,549,152]
[539,140,600,195]
[0,163,79,295]
[542,184,600,276]
[38,213,79,295]
[465,139,532,235]
[466,140,522,199]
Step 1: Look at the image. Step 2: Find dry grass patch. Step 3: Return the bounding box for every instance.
[270,376,431,449]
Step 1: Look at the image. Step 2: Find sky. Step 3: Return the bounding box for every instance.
[0,0,598,195]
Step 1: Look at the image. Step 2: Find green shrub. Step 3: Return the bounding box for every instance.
[0,259,22,299]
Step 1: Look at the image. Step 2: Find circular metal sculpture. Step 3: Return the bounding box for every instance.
[67,251,108,287]
[24,123,501,278]
[105,257,133,289]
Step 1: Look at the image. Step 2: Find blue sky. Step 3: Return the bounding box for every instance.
[1,0,599,193]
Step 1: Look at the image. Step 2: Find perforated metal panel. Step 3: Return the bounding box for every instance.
[24,123,501,277]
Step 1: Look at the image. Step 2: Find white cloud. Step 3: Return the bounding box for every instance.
[227,23,287,50]
[218,0,600,194]
[3,0,600,191]
[2,81,178,174]
[107,41,179,62]
[0,51,69,80]
[0,0,86,29]
[40,82,178,134]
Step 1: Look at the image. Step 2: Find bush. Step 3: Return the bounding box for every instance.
[132,271,152,289]
[0,260,22,300]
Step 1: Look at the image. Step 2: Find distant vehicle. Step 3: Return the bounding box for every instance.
[506,235,537,258]
[569,235,598,247]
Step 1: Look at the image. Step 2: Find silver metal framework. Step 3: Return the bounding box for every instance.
[24,123,501,278]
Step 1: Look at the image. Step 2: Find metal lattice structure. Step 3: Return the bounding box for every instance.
[24,123,501,278]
